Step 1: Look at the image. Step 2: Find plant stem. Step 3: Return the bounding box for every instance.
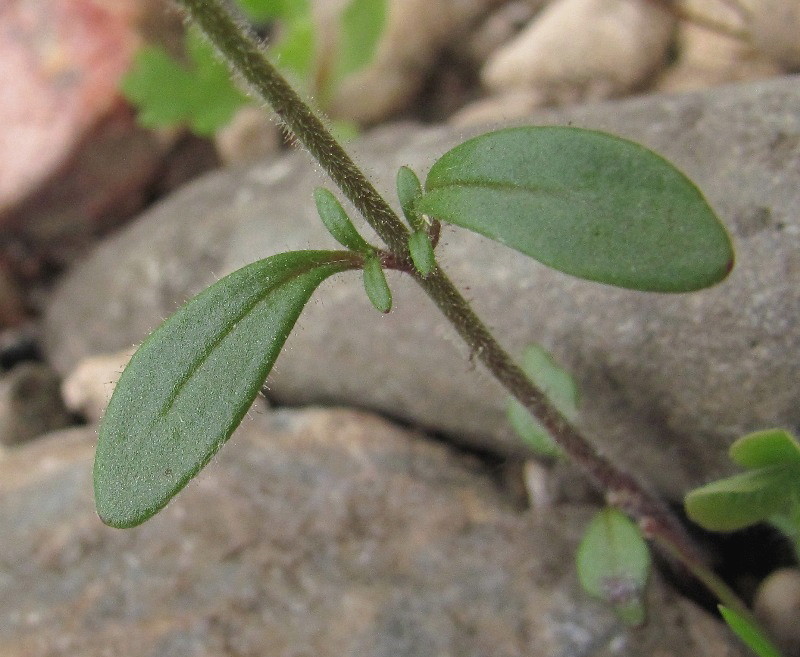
[179,0,410,256]
[177,0,753,622]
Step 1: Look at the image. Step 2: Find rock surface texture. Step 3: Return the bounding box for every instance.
[0,406,744,656]
[44,77,800,498]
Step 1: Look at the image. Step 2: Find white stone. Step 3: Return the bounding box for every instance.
[61,348,134,422]
[326,0,502,123]
[656,0,779,93]
[481,0,676,104]
[754,568,800,656]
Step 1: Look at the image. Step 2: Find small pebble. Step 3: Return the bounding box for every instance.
[754,567,800,657]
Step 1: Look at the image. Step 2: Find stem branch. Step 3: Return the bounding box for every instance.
[177,0,752,622]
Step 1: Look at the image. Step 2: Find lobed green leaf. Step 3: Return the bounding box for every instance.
[416,127,734,292]
[729,429,800,469]
[121,27,250,135]
[685,466,800,532]
[94,251,353,528]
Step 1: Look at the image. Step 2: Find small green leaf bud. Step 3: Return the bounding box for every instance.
[313,187,372,253]
[408,230,436,277]
[396,166,424,231]
[362,255,392,313]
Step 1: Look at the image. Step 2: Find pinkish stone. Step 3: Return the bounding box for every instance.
[0,0,140,211]
[0,0,190,285]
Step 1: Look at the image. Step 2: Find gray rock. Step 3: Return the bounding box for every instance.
[0,406,743,656]
[0,362,72,446]
[43,76,800,497]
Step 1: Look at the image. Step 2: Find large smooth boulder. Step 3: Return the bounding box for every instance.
[0,406,742,656]
[43,76,800,498]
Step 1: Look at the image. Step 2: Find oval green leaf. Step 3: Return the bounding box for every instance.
[94,251,353,528]
[313,187,373,253]
[408,230,436,277]
[729,429,800,469]
[506,344,578,458]
[685,466,800,532]
[397,165,424,230]
[576,508,651,626]
[362,255,392,313]
[416,127,734,292]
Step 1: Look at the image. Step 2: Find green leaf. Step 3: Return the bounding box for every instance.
[271,15,315,81]
[121,27,250,135]
[730,429,800,469]
[769,506,800,563]
[279,0,310,20]
[719,606,784,657]
[236,0,308,22]
[507,400,561,458]
[397,166,425,231]
[236,0,282,22]
[408,231,436,277]
[94,251,353,528]
[313,187,372,252]
[416,127,734,292]
[330,120,360,142]
[506,344,578,458]
[335,0,387,81]
[576,508,651,626]
[362,255,392,313]
[685,466,800,532]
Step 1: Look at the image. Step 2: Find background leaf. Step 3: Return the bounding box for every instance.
[94,251,353,528]
[719,605,784,657]
[506,344,578,458]
[729,429,800,469]
[237,0,309,22]
[576,508,651,626]
[416,127,734,292]
[271,15,316,81]
[121,27,249,135]
[769,502,800,563]
[335,0,387,81]
[685,466,800,531]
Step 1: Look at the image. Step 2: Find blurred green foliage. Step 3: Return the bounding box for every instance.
[686,429,800,561]
[121,0,386,135]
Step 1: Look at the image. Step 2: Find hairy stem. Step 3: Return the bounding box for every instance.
[177,0,752,621]
[178,0,410,256]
